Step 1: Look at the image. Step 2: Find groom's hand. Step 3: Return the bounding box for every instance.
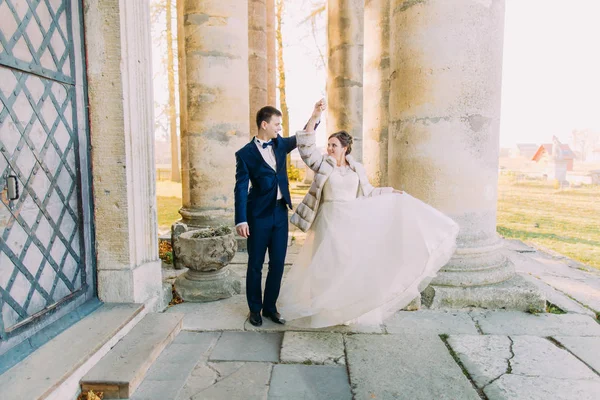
[236,223,250,238]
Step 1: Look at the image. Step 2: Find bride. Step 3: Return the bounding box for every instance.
[278,99,460,328]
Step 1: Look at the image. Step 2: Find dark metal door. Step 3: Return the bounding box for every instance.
[0,0,91,339]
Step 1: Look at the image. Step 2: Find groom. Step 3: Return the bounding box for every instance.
[234,101,323,326]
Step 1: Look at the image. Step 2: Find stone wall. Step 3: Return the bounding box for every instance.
[84,0,162,309]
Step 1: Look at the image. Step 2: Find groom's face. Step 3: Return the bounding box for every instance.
[263,115,282,140]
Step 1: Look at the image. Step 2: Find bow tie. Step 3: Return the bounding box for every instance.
[261,141,274,149]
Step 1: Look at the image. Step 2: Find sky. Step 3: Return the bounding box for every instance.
[150,0,600,151]
[500,0,600,147]
[282,0,600,148]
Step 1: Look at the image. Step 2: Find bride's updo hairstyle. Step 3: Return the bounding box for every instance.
[328,131,353,155]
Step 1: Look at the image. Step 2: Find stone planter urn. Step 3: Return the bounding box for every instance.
[173,226,241,302]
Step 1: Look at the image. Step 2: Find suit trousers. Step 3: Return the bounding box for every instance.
[246,200,289,314]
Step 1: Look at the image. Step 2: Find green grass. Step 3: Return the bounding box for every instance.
[157,196,182,230]
[154,178,600,270]
[546,302,567,315]
[497,176,600,270]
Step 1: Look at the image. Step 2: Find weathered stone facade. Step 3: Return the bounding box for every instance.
[84,0,162,309]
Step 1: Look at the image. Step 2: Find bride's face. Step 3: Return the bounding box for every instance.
[327,137,347,160]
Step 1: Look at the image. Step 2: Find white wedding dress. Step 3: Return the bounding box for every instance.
[279,165,460,328]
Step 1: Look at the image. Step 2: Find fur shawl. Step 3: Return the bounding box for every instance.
[290,132,394,232]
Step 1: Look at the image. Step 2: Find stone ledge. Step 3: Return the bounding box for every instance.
[81,313,184,398]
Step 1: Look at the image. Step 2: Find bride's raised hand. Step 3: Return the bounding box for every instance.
[313,98,326,118]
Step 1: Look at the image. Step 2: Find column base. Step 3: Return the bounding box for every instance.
[97,260,163,311]
[174,268,242,302]
[422,274,546,312]
[179,207,233,228]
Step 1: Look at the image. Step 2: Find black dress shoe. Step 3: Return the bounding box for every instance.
[263,311,286,325]
[249,311,263,326]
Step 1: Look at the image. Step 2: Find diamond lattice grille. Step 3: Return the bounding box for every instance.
[0,0,85,337]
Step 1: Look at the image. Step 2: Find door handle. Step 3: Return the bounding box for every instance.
[7,175,19,200]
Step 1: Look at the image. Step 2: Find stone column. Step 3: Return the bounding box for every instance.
[249,0,268,128]
[266,0,277,106]
[363,0,390,186]
[327,0,364,161]
[388,0,544,310]
[84,0,163,310]
[178,1,250,227]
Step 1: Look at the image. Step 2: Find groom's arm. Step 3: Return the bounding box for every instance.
[234,152,250,237]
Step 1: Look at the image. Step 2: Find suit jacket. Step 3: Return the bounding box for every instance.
[234,135,298,225]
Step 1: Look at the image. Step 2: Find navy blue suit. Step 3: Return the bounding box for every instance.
[234,135,297,314]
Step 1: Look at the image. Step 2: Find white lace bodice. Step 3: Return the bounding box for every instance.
[322,166,359,202]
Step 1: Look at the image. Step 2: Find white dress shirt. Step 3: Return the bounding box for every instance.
[254,137,282,200]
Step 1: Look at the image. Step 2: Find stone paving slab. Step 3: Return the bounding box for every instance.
[519,273,597,317]
[541,276,600,313]
[280,332,345,365]
[503,239,536,253]
[484,375,600,400]
[244,317,384,334]
[345,334,480,400]
[131,332,220,400]
[167,295,247,331]
[510,251,600,312]
[178,362,272,400]
[209,332,282,362]
[168,293,384,334]
[447,335,512,388]
[175,362,223,400]
[511,335,598,380]
[231,252,298,266]
[131,380,185,400]
[384,310,480,335]
[511,251,589,280]
[472,310,600,336]
[268,364,352,400]
[447,334,599,400]
[225,265,291,290]
[553,336,600,373]
[144,333,220,381]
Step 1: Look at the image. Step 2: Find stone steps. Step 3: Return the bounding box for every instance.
[0,303,144,400]
[80,312,184,399]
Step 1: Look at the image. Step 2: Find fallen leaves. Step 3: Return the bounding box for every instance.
[77,390,103,400]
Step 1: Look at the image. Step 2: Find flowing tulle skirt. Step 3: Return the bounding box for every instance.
[279,193,460,328]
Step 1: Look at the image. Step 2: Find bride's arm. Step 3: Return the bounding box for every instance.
[354,163,400,197]
[297,99,327,172]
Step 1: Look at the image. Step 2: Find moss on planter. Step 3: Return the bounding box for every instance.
[191,226,232,239]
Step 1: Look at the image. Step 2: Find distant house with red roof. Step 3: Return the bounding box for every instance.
[531,142,575,171]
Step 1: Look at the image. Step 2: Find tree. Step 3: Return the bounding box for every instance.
[300,1,326,69]
[571,129,600,162]
[276,0,291,167]
[165,0,180,182]
[150,0,180,182]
